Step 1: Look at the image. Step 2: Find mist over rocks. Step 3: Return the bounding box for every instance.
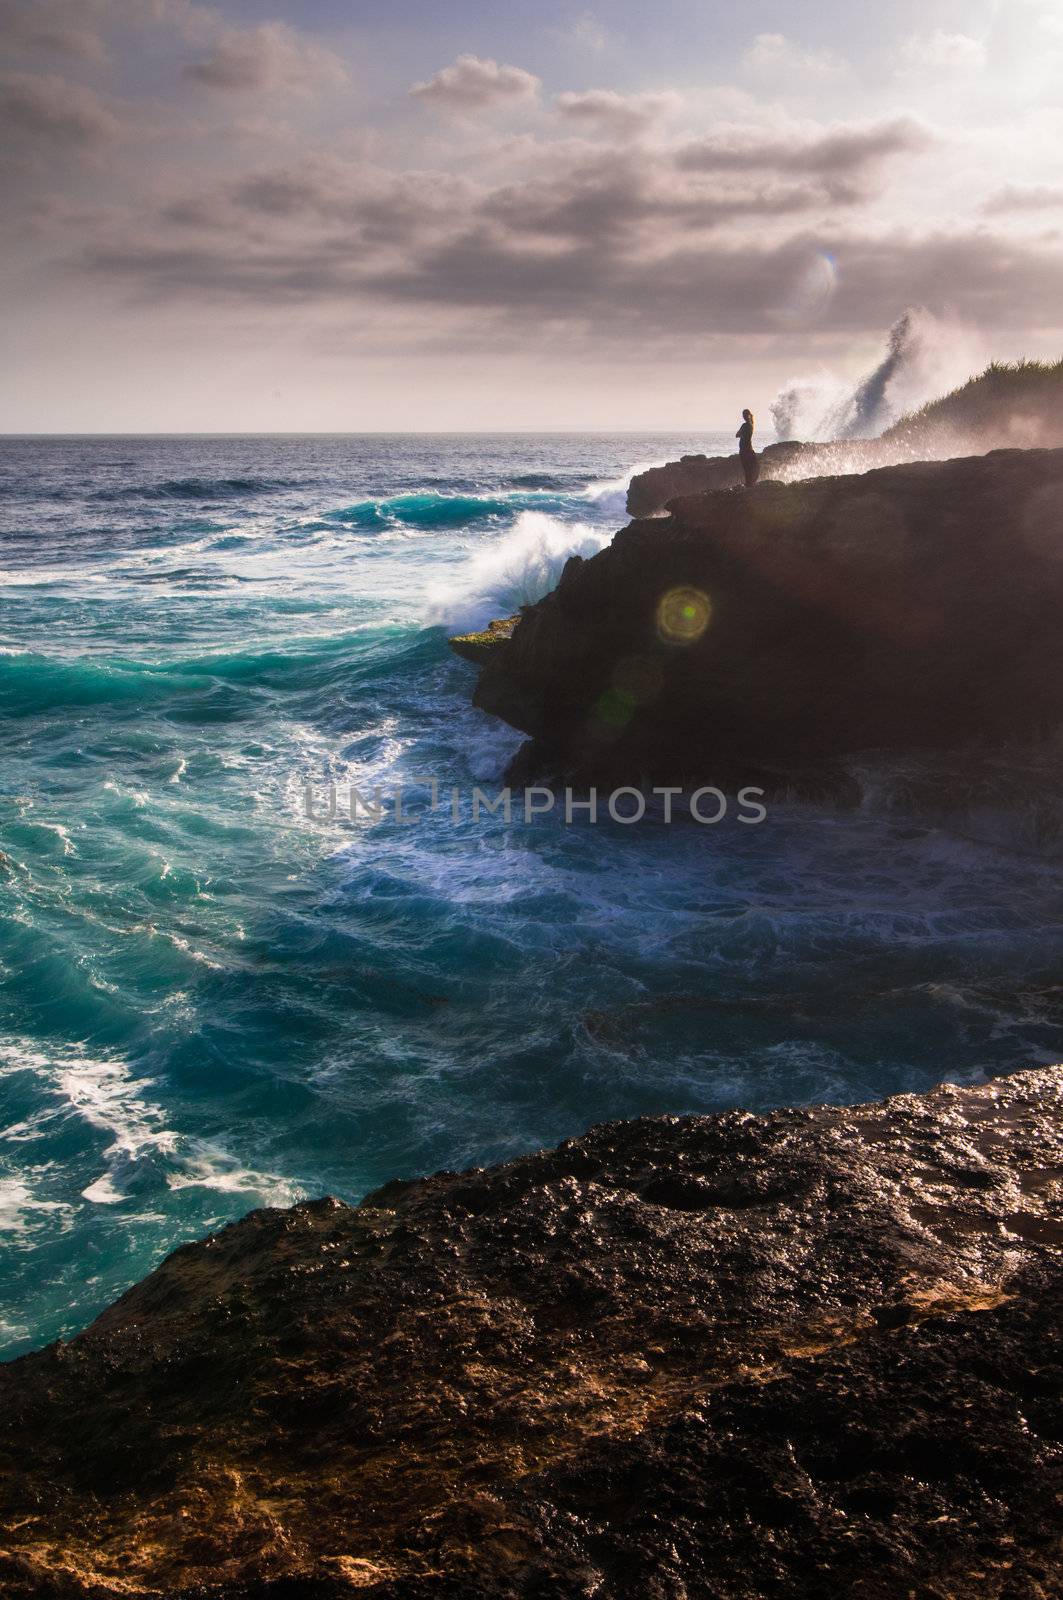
[629,354,1063,519]
[466,448,1063,792]
[0,1067,1059,1597]
[627,440,820,515]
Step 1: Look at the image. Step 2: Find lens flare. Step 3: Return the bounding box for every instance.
[612,653,664,703]
[656,587,711,644]
[779,251,838,324]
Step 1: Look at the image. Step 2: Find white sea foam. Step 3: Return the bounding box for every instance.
[103,780,149,807]
[0,1037,305,1217]
[167,1139,303,1205]
[580,456,665,520]
[424,509,613,632]
[51,1052,180,1166]
[0,568,108,587]
[27,820,77,856]
[81,1174,126,1204]
[0,1175,73,1233]
[164,933,225,969]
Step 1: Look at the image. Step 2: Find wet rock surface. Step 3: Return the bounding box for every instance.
[468,448,1063,789]
[0,1067,1061,1597]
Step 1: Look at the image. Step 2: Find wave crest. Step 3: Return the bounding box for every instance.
[425,510,612,632]
[329,489,570,532]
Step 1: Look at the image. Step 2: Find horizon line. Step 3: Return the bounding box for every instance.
[0,428,740,440]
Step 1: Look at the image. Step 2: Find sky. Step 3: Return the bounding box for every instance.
[1,0,1062,431]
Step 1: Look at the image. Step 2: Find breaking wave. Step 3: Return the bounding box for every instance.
[328,489,572,532]
[425,509,612,632]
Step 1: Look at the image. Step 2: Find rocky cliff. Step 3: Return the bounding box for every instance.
[466,448,1063,789]
[0,1067,1060,1597]
[626,441,822,515]
[628,361,1063,518]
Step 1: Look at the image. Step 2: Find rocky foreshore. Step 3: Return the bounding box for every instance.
[626,440,829,515]
[624,437,931,517]
[458,448,1063,790]
[1,1067,1061,1598]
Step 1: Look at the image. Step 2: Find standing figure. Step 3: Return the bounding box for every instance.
[736,408,759,488]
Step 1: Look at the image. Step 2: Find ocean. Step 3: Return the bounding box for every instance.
[2,432,1063,1359]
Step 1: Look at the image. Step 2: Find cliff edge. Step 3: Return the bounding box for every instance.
[466,448,1063,789]
[628,359,1063,517]
[1,1067,1061,1598]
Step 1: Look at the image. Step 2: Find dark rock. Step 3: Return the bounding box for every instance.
[467,448,1063,788]
[0,1067,1061,1597]
[623,431,1040,521]
[627,440,820,515]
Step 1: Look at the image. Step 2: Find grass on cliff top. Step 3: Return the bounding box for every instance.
[883,357,1063,441]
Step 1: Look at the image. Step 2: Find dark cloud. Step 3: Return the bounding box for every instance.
[82,169,1063,353]
[355,228,1063,342]
[0,11,106,62]
[0,0,205,67]
[676,116,933,184]
[43,91,1055,354]
[480,145,871,246]
[134,129,900,288]
[0,68,122,147]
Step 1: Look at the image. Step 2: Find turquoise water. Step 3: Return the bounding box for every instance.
[3,433,1063,1358]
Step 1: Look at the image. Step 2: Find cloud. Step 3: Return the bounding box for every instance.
[740,33,848,81]
[361,228,1063,346]
[981,184,1063,214]
[0,0,214,66]
[675,117,934,199]
[185,21,348,93]
[0,3,107,62]
[900,30,986,72]
[72,112,1063,359]
[558,13,609,53]
[0,68,123,147]
[480,146,862,247]
[409,54,541,118]
[554,89,679,140]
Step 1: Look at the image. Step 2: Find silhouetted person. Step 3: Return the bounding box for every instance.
[736,408,759,488]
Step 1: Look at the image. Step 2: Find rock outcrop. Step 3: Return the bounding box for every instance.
[628,360,1063,518]
[464,448,1063,789]
[1,1067,1061,1598]
[447,614,520,666]
[627,441,822,515]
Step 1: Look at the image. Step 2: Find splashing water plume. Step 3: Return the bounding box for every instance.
[772,309,986,442]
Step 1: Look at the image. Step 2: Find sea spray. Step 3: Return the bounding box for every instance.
[421,460,681,633]
[424,508,613,632]
[772,308,986,441]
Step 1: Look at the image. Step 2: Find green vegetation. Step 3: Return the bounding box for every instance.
[883,357,1063,444]
[447,614,520,665]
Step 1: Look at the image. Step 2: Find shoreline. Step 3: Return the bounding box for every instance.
[2,1062,1059,1596]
